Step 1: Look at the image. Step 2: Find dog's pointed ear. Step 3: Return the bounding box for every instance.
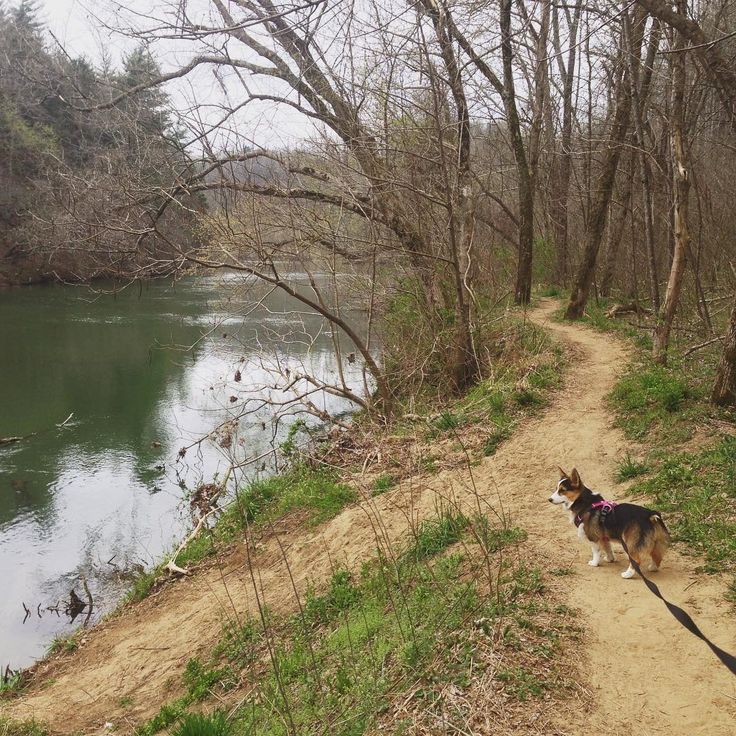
[558,466,568,479]
[570,468,581,487]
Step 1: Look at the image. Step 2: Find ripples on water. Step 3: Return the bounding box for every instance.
[0,273,367,669]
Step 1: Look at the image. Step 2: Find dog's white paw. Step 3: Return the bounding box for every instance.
[605,555,615,563]
[647,563,659,572]
[588,560,600,567]
[621,568,636,579]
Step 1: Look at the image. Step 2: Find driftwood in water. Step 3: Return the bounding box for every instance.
[0,434,35,446]
[0,414,73,446]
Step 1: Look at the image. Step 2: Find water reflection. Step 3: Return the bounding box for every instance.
[0,272,367,669]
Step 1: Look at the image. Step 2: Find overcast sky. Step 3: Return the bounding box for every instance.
[40,0,132,65]
[37,0,312,149]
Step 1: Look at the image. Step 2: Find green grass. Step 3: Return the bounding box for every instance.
[213,619,260,668]
[224,533,561,733]
[496,667,547,701]
[614,453,650,482]
[512,388,543,407]
[125,566,164,603]
[450,326,563,459]
[46,631,81,655]
[631,436,736,573]
[434,411,461,432]
[239,464,356,527]
[419,455,438,473]
[371,473,396,495]
[137,511,569,734]
[607,353,722,448]
[539,285,563,298]
[172,712,231,736]
[135,658,237,736]
[472,518,527,552]
[0,671,24,695]
[483,425,511,456]
[303,569,362,627]
[401,509,470,562]
[124,463,357,604]
[609,361,691,440]
[0,718,47,736]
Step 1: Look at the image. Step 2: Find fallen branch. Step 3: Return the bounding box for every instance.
[163,512,213,576]
[1,413,74,445]
[57,412,75,428]
[605,302,654,318]
[164,467,233,576]
[683,334,724,357]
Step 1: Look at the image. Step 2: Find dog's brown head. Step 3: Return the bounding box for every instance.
[549,467,582,506]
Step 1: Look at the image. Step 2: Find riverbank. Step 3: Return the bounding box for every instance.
[0,249,191,288]
[4,300,735,735]
[1,303,569,732]
[0,274,365,672]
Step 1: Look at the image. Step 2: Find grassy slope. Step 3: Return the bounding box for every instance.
[1,312,572,735]
[131,512,576,736]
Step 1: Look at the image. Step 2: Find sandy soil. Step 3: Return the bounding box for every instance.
[3,299,735,734]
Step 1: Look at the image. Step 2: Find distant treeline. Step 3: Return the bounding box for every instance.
[0,0,201,285]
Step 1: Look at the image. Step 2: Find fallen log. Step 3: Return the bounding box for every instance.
[605,302,653,318]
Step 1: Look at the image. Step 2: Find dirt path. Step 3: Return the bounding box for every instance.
[3,299,735,734]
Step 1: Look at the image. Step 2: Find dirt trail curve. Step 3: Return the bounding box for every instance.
[3,299,736,735]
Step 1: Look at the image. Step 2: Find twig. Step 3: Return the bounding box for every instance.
[682,334,724,357]
[56,412,75,428]
[81,574,94,625]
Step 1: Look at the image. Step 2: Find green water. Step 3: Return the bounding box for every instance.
[0,274,363,670]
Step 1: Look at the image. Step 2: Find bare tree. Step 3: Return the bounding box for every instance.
[653,0,691,364]
[565,13,636,320]
[548,1,582,285]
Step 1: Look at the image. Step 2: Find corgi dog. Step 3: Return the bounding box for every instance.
[549,467,670,579]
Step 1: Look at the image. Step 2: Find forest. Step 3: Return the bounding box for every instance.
[0,0,201,286]
[1,0,735,410]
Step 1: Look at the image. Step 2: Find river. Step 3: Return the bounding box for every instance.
[0,272,366,671]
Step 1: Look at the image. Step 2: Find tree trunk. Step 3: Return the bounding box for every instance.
[600,168,633,297]
[428,1,479,390]
[712,295,736,406]
[653,0,690,365]
[565,43,633,319]
[549,3,582,285]
[626,10,662,312]
[437,1,534,303]
[500,0,534,305]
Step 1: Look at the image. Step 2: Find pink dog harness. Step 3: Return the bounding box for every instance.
[574,499,618,531]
